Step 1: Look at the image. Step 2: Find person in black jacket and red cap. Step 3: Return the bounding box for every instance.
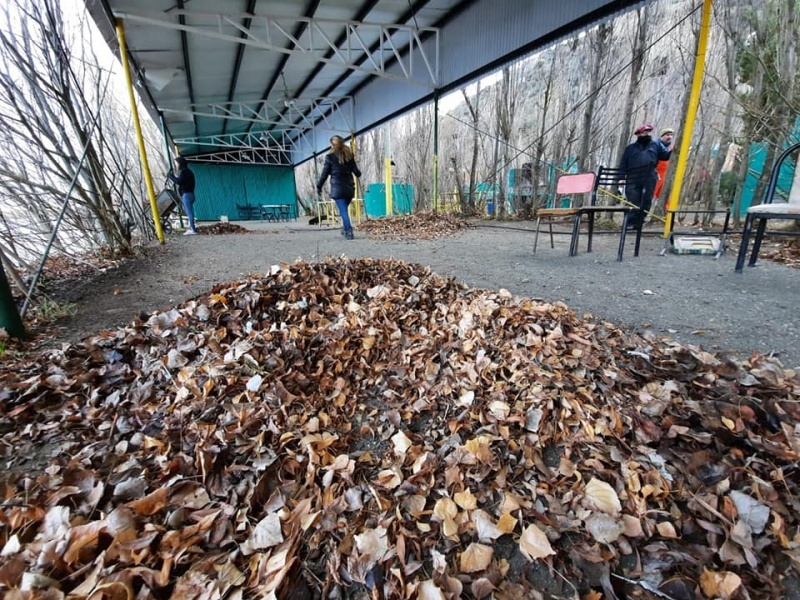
[316,135,361,240]
[618,124,671,229]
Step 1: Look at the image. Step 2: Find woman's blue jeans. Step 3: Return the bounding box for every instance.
[181,192,196,231]
[334,198,352,231]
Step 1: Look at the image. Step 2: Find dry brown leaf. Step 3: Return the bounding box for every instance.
[656,521,679,539]
[583,478,621,515]
[472,509,504,542]
[700,567,743,599]
[497,512,518,534]
[391,430,413,454]
[459,543,493,573]
[246,513,283,552]
[454,489,477,511]
[433,498,458,522]
[355,526,389,563]
[417,580,446,600]
[519,523,555,560]
[125,486,169,516]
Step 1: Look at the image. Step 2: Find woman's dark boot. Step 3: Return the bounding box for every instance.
[345,228,354,240]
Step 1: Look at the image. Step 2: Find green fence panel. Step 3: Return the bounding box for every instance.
[363,183,414,217]
[191,163,297,221]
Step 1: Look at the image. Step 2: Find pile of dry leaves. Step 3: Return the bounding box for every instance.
[198,223,251,236]
[757,238,800,269]
[358,212,471,240]
[1,257,799,599]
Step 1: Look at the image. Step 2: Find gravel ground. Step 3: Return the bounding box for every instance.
[48,218,800,368]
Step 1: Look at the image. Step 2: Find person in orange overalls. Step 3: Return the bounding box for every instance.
[653,128,675,201]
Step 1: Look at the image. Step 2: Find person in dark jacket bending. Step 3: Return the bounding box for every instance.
[618,124,671,229]
[316,135,362,240]
[168,156,197,235]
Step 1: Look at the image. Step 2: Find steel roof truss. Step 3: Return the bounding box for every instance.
[115,10,439,85]
[163,95,353,132]
[189,148,291,165]
[174,130,296,153]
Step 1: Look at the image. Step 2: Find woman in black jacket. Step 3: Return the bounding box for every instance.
[316,135,361,239]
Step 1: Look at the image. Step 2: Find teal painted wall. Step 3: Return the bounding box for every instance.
[190,163,297,221]
[363,183,414,217]
[741,143,796,216]
[738,116,800,216]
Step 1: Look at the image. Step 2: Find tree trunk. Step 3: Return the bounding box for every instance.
[614,7,649,166]
[531,60,556,212]
[462,83,481,213]
[578,22,612,172]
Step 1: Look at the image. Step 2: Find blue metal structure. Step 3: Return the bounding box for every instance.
[83,0,646,165]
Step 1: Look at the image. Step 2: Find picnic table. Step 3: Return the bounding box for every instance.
[261,204,294,222]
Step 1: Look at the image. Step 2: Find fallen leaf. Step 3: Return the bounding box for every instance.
[519,523,555,560]
[583,478,621,515]
[460,543,493,572]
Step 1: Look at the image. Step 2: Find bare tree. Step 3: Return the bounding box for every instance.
[530,57,557,212]
[397,105,434,209]
[460,83,483,214]
[700,0,744,223]
[615,6,653,164]
[493,65,522,218]
[578,22,614,172]
[0,0,166,282]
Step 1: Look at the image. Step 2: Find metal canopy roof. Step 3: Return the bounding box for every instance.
[85,0,644,165]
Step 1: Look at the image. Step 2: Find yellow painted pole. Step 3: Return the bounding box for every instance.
[116,19,165,243]
[384,125,393,215]
[433,94,439,212]
[349,135,361,223]
[662,0,713,239]
[384,158,394,215]
[350,135,360,198]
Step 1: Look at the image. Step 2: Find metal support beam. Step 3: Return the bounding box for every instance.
[662,0,713,240]
[116,19,165,243]
[163,96,354,133]
[114,10,440,85]
[187,148,293,165]
[174,130,295,154]
[175,131,296,164]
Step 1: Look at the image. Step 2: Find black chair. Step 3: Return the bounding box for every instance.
[236,203,262,220]
[570,166,642,262]
[735,141,800,273]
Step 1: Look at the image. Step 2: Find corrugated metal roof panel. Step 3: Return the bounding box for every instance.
[82,0,645,163]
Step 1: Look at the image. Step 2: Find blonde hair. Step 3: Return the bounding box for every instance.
[330,135,354,164]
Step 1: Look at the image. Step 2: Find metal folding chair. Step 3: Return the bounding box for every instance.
[533,172,596,254]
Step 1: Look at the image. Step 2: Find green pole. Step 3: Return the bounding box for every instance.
[0,260,25,339]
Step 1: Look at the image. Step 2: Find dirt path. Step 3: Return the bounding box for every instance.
[45,219,800,368]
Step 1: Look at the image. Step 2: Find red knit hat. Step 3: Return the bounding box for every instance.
[634,124,654,135]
